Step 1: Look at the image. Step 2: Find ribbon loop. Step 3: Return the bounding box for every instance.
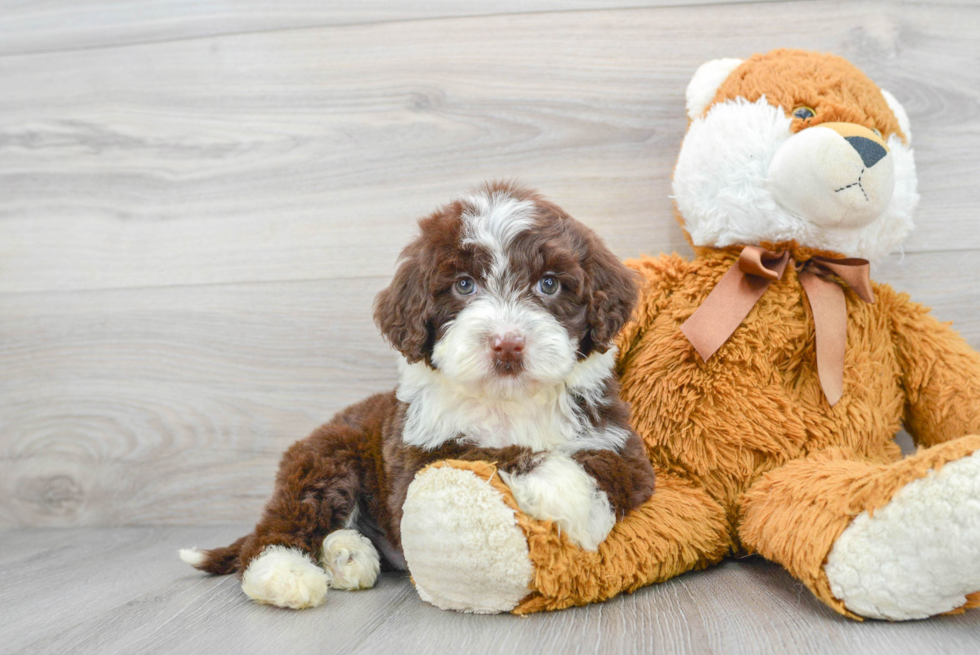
[738,246,791,281]
[806,257,875,304]
[680,247,874,406]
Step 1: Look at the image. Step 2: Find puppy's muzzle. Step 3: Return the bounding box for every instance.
[490,332,525,375]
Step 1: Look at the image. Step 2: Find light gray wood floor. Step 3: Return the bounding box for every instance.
[4,0,980,529]
[3,0,980,652]
[3,524,980,655]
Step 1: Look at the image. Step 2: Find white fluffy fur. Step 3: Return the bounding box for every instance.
[320,529,381,591]
[397,186,626,453]
[398,348,624,452]
[500,453,616,551]
[178,548,205,567]
[824,450,980,620]
[431,295,578,398]
[402,465,534,613]
[461,191,536,288]
[240,546,330,609]
[399,186,625,560]
[685,58,744,120]
[673,96,919,263]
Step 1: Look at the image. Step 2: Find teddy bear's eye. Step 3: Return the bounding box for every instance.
[793,106,816,120]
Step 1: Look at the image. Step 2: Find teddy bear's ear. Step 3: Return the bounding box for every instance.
[880,89,912,143]
[686,58,744,120]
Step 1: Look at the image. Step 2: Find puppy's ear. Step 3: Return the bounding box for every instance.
[581,241,637,357]
[374,243,433,364]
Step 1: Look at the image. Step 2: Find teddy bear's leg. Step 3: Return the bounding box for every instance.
[739,435,980,620]
[401,459,730,614]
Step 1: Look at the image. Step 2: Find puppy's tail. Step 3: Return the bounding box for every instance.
[179,535,248,575]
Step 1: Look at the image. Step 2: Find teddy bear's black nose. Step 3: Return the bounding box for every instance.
[845,136,887,168]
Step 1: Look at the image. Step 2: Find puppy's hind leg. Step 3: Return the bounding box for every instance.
[235,424,370,609]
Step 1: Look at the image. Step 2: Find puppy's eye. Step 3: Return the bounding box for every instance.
[792,106,815,120]
[537,275,560,296]
[454,276,476,296]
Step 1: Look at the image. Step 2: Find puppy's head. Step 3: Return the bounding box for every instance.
[374,182,636,397]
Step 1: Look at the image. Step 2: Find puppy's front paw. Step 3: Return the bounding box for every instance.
[500,453,615,551]
[241,546,329,609]
[321,529,381,590]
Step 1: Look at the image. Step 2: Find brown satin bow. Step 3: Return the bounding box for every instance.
[680,246,875,406]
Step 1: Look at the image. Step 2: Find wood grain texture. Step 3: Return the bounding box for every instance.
[0,250,976,527]
[0,0,978,295]
[2,525,979,655]
[3,1,980,651]
[0,276,397,526]
[0,0,792,57]
[0,0,978,529]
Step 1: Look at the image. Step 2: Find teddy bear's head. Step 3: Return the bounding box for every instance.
[672,49,919,262]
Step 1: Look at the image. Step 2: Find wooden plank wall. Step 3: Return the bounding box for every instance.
[2,0,978,527]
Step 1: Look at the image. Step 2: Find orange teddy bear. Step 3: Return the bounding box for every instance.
[398,49,980,621]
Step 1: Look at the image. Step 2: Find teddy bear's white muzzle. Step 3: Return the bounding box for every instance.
[768,124,895,230]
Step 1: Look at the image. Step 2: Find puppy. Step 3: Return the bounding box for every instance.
[180,182,655,609]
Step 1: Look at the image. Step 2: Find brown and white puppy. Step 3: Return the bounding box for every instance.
[179,182,655,609]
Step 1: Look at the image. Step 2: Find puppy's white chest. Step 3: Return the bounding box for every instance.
[463,402,571,451]
[400,382,577,452]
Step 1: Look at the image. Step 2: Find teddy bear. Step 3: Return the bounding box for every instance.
[395,49,980,621]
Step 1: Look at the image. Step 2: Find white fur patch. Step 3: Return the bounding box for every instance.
[461,190,536,288]
[320,529,381,591]
[431,295,578,398]
[397,185,629,456]
[178,548,205,567]
[500,453,615,551]
[824,450,980,620]
[673,97,918,263]
[685,58,744,120]
[402,465,534,613]
[240,546,329,609]
[397,348,622,452]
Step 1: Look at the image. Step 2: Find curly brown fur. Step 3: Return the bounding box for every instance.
[185,182,654,593]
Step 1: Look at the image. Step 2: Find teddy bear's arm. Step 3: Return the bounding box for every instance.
[616,254,688,364]
[881,283,980,447]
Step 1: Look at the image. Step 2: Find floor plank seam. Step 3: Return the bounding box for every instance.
[0,246,971,300]
[0,0,818,60]
[0,272,392,300]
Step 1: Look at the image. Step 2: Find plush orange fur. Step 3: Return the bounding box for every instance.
[740,437,980,619]
[417,50,980,617]
[422,459,730,614]
[710,48,905,142]
[430,246,980,616]
[617,248,980,617]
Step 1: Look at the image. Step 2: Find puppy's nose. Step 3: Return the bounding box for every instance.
[844,136,887,168]
[491,332,525,362]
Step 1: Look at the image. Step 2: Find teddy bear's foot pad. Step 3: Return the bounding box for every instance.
[402,465,534,613]
[825,449,980,620]
[241,546,329,609]
[321,529,380,590]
